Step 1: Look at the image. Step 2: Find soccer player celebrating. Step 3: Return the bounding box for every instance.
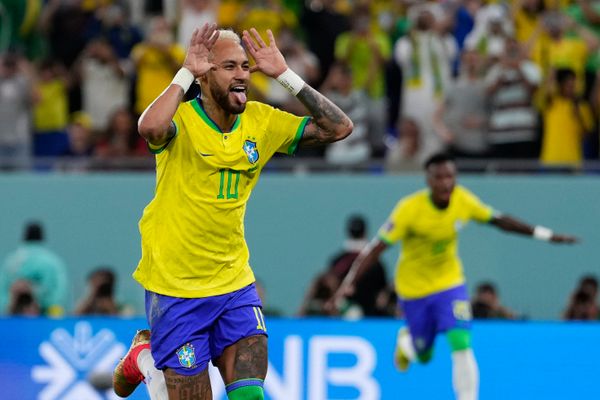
[332,153,577,400]
[112,23,352,399]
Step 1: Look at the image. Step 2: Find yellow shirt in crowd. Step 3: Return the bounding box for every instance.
[541,96,594,167]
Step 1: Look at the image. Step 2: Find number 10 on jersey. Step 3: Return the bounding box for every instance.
[217,169,240,199]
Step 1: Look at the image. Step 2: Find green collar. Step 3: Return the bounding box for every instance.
[191,98,241,134]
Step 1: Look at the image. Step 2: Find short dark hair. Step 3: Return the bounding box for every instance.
[580,275,598,290]
[555,68,576,86]
[89,267,115,283]
[424,152,455,170]
[347,214,366,239]
[24,222,43,242]
[477,282,497,295]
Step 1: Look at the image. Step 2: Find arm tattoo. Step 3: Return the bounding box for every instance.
[296,85,351,146]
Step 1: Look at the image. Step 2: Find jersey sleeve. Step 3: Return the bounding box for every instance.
[266,107,310,155]
[377,199,410,245]
[461,187,495,223]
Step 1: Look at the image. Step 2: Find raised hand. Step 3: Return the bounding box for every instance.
[242,28,287,78]
[183,23,219,77]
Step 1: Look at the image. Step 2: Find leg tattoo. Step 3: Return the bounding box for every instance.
[164,368,212,400]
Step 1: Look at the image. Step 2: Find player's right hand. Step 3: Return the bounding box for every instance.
[183,23,219,77]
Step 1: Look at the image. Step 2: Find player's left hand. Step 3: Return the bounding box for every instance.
[242,28,288,78]
[551,234,579,244]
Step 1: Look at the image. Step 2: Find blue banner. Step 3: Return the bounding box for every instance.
[0,318,598,399]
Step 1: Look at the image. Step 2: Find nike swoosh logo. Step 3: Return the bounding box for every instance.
[198,151,214,157]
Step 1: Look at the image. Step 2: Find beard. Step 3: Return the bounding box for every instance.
[209,80,246,115]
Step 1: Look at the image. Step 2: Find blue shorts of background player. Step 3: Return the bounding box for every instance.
[398,284,472,363]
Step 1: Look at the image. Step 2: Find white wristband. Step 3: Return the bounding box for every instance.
[171,67,195,92]
[533,226,553,241]
[276,68,305,96]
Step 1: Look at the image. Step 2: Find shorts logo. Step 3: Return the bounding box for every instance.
[243,140,259,164]
[414,337,426,351]
[176,343,196,369]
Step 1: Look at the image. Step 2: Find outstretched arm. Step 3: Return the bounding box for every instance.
[242,28,353,146]
[329,239,389,310]
[138,23,219,145]
[490,215,578,244]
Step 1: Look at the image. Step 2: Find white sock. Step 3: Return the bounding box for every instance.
[451,349,479,400]
[137,349,168,400]
[397,329,416,361]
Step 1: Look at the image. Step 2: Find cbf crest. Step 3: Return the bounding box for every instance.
[243,140,259,164]
[176,343,196,369]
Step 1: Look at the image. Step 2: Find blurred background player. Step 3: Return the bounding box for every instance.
[332,152,577,400]
[113,22,352,400]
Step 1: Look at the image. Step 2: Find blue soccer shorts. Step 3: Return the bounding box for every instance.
[145,283,268,375]
[398,284,471,354]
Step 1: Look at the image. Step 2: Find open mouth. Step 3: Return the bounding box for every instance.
[230,85,247,104]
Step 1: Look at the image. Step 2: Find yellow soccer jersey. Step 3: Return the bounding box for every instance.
[133,99,309,298]
[378,186,495,299]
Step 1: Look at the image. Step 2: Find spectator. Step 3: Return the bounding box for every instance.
[0,221,68,316]
[300,0,351,87]
[540,68,594,168]
[0,51,34,169]
[177,0,217,50]
[471,281,516,319]
[75,267,133,316]
[321,61,370,167]
[39,0,96,69]
[298,271,343,316]
[532,11,599,99]
[464,4,512,68]
[99,1,144,61]
[95,107,147,158]
[235,0,297,39]
[433,49,489,158]
[7,279,41,316]
[566,0,600,91]
[578,274,599,300]
[451,0,481,59]
[77,38,129,131]
[485,37,542,159]
[563,275,599,320]
[63,111,95,157]
[0,0,46,60]
[130,16,184,116]
[335,5,391,155]
[384,116,424,173]
[32,58,70,158]
[394,3,457,162]
[511,0,545,57]
[327,214,390,316]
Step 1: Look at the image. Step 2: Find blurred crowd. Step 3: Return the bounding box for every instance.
[0,219,597,320]
[1,0,600,171]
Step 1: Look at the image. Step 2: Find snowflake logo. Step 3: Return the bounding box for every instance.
[31,321,126,400]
